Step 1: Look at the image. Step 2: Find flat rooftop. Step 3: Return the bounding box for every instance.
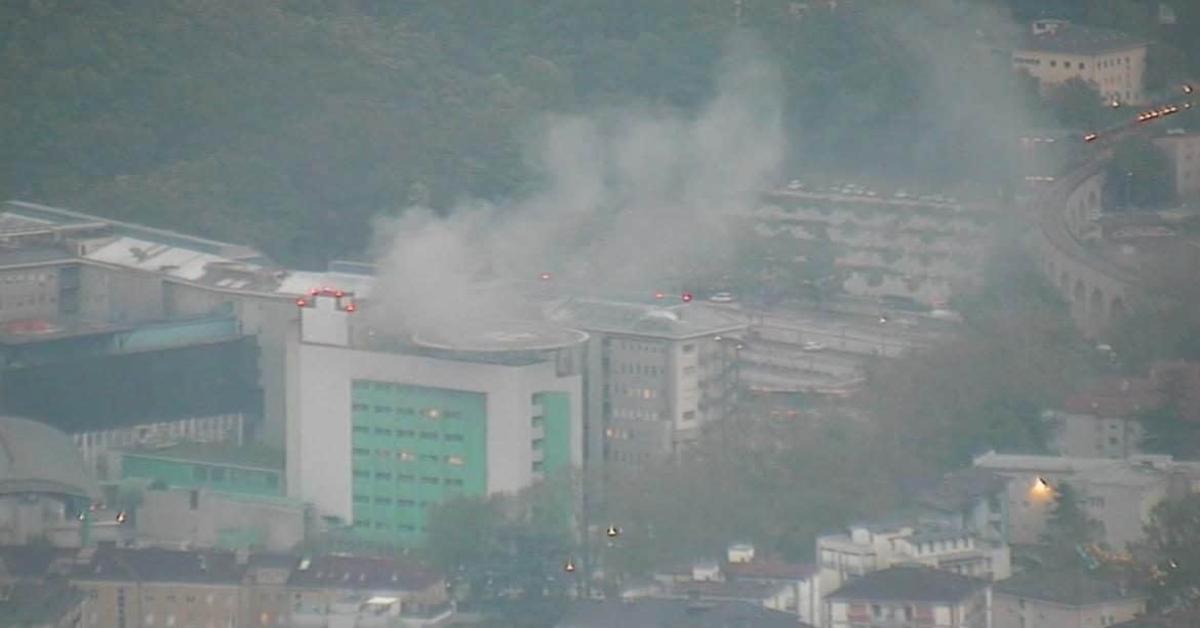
[547,298,745,340]
[120,442,284,471]
[411,320,588,353]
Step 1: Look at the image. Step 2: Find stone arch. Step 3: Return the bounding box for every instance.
[1090,288,1104,329]
[1110,296,1127,323]
[1088,189,1098,209]
[1073,279,1086,304]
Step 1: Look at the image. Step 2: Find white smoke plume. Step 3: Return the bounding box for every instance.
[368,36,784,337]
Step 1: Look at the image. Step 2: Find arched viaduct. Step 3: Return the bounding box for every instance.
[1029,146,1149,340]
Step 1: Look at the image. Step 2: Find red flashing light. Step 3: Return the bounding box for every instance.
[344,303,357,313]
[309,288,319,296]
[654,291,666,300]
[296,298,308,307]
[681,292,694,303]
[539,272,552,281]
[334,290,345,298]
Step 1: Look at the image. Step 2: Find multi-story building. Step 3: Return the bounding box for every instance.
[823,566,990,628]
[754,189,994,306]
[546,298,744,473]
[287,292,585,546]
[1012,20,1148,105]
[0,312,262,472]
[286,554,451,626]
[993,568,1146,628]
[52,546,449,628]
[646,544,820,626]
[0,200,375,450]
[1153,130,1200,202]
[1044,376,1161,459]
[973,451,1200,549]
[72,547,246,628]
[816,520,1011,599]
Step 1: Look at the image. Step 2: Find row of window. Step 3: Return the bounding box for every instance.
[353,472,466,485]
[351,450,465,465]
[191,466,279,487]
[352,426,465,442]
[618,363,665,376]
[351,483,465,505]
[354,520,421,532]
[610,407,662,421]
[350,404,462,420]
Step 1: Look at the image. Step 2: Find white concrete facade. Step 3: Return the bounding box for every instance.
[285,307,582,523]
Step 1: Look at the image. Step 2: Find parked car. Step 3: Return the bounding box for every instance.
[709,292,735,303]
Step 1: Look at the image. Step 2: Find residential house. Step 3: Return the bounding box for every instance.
[1011,20,1148,104]
[994,568,1146,628]
[973,451,1200,548]
[817,519,1010,598]
[557,599,809,628]
[824,566,991,628]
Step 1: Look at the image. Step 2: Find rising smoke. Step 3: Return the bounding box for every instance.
[368,35,784,337]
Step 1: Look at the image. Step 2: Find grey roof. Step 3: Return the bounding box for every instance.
[557,599,808,628]
[0,580,83,627]
[1017,24,1145,55]
[0,546,78,580]
[73,547,246,585]
[547,298,745,340]
[996,569,1144,606]
[827,566,987,603]
[287,554,442,591]
[0,416,98,498]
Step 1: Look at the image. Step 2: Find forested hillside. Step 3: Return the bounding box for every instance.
[2,0,1197,266]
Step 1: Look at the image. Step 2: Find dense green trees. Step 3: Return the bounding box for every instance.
[1103,138,1176,211]
[0,0,1091,268]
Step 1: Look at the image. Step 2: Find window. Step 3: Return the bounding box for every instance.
[352,448,369,457]
[353,495,369,504]
[1050,60,1057,67]
[193,466,208,481]
[682,411,696,421]
[352,426,369,434]
[444,433,464,442]
[446,455,465,466]
[210,468,226,481]
[375,472,392,480]
[682,344,695,354]
[422,477,440,485]
[420,431,438,440]
[1079,62,1085,69]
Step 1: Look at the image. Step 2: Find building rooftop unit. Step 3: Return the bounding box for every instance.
[996,568,1142,606]
[547,298,744,340]
[826,566,987,604]
[120,442,283,472]
[0,200,376,299]
[1017,21,1145,55]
